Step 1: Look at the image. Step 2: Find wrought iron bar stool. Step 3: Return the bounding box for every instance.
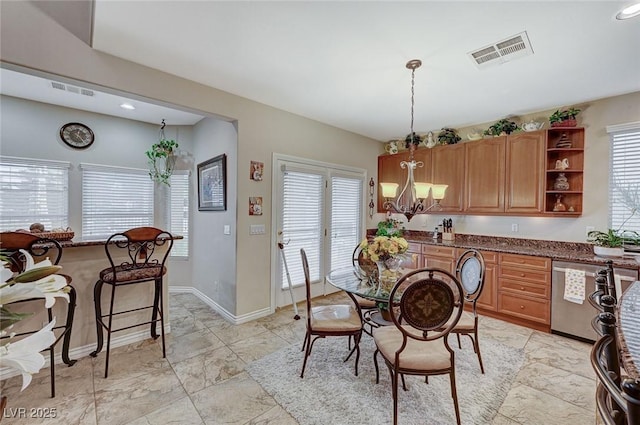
[0,232,77,397]
[90,227,173,378]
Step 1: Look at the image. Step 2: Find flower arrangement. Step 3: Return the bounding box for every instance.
[0,250,70,390]
[359,235,409,263]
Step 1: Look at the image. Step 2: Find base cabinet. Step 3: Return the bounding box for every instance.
[474,250,498,312]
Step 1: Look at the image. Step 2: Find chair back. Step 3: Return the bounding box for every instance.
[455,249,486,305]
[300,248,313,324]
[389,268,464,342]
[0,231,63,272]
[104,227,173,282]
[352,244,376,278]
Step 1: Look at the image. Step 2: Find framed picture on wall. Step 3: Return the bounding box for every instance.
[198,154,227,211]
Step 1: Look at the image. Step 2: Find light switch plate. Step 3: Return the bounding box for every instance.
[250,224,266,235]
[224,225,231,235]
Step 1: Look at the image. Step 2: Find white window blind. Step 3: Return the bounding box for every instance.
[330,175,363,271]
[168,172,190,258]
[608,123,640,233]
[0,156,69,231]
[280,170,324,289]
[81,164,154,240]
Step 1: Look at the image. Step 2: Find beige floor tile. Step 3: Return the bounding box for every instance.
[247,405,299,425]
[164,328,225,364]
[168,314,207,338]
[492,413,522,424]
[227,331,290,363]
[172,345,246,394]
[91,339,171,382]
[209,320,270,345]
[524,337,594,380]
[190,373,276,425]
[129,396,204,425]
[498,383,595,425]
[94,368,187,425]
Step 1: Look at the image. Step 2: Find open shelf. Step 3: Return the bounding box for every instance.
[544,128,584,215]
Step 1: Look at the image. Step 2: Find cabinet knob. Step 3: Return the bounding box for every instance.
[520,305,525,310]
[520,273,525,277]
[520,286,525,290]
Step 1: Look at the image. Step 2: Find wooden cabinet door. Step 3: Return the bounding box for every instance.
[505,131,545,213]
[476,253,498,312]
[377,152,410,213]
[424,256,455,274]
[464,137,506,213]
[431,144,465,212]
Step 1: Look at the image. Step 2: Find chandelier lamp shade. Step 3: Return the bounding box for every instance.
[380,59,447,222]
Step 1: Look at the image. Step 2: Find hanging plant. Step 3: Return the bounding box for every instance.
[146,120,178,186]
[146,139,178,186]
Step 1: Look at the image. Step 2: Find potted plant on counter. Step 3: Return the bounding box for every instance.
[588,229,639,257]
[484,118,518,136]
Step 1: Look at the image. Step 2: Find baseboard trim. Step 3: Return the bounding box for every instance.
[168,286,272,324]
[0,324,170,381]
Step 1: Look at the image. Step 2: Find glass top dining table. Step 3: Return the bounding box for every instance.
[326,266,412,303]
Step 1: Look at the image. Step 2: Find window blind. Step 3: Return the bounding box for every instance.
[608,124,640,233]
[168,172,190,258]
[330,176,363,271]
[0,156,69,231]
[81,164,154,240]
[280,170,324,289]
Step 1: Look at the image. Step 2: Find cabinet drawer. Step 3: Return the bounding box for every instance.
[499,266,550,285]
[422,245,456,258]
[499,253,551,271]
[498,277,549,298]
[480,250,498,264]
[407,242,422,253]
[498,292,550,324]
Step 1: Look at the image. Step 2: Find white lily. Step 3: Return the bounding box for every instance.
[0,318,56,391]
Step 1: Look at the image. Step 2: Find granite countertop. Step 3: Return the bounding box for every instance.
[368,230,640,269]
[618,281,640,379]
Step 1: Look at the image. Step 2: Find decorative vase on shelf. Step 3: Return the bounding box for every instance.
[553,173,570,191]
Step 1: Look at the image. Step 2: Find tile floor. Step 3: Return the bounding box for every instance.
[0,292,596,425]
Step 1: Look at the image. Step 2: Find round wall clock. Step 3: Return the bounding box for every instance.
[59,122,94,149]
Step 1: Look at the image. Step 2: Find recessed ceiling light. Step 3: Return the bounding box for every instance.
[616,2,640,20]
[120,103,135,110]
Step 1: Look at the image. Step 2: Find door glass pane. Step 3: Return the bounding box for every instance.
[330,176,363,271]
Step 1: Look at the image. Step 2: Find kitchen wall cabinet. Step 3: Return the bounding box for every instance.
[505,131,545,213]
[376,128,584,218]
[544,128,584,215]
[464,137,506,213]
[377,151,410,213]
[431,143,465,212]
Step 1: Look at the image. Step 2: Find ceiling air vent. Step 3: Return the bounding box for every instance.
[468,31,533,69]
[50,81,95,97]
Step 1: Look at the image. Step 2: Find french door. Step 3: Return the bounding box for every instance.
[273,155,365,308]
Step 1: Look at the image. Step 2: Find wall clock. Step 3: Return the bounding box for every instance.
[59,122,94,149]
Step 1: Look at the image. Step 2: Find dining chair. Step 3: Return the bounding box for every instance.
[351,244,377,309]
[451,249,486,373]
[373,267,464,425]
[299,248,363,378]
[0,232,77,397]
[90,227,173,378]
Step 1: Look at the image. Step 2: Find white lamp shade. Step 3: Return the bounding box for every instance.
[431,184,448,200]
[380,182,399,198]
[414,183,432,199]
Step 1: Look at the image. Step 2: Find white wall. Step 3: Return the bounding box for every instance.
[191,117,238,313]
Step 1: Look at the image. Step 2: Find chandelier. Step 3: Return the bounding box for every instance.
[380,59,447,222]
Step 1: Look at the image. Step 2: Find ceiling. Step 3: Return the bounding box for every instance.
[4,2,640,140]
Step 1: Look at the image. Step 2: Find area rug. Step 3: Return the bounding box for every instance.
[246,335,523,425]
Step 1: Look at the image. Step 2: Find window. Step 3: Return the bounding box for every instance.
[168,172,190,258]
[274,155,365,308]
[81,164,154,240]
[0,156,69,231]
[608,122,640,232]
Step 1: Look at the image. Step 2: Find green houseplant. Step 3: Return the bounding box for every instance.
[404,132,423,148]
[145,139,179,186]
[484,118,518,136]
[549,108,581,127]
[437,127,461,145]
[588,229,639,257]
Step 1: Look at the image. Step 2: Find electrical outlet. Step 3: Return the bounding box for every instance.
[511,223,518,232]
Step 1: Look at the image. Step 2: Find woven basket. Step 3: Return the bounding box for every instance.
[34,231,75,241]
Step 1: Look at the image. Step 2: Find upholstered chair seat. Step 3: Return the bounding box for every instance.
[310,305,361,332]
[99,264,166,283]
[373,326,451,370]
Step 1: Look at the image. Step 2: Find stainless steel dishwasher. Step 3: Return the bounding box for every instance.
[551,260,638,342]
